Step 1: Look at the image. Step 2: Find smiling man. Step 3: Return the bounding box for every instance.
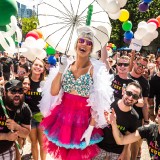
[0,79,32,160]
[94,82,141,160]
[106,107,160,160]
[129,56,149,159]
[111,56,134,99]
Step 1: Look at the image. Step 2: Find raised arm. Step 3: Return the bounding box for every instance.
[105,109,141,145]
[99,44,110,70]
[51,55,68,96]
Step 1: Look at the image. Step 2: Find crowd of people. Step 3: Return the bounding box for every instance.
[0,26,160,160]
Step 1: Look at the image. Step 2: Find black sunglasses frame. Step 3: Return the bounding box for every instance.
[117,63,129,67]
[136,62,147,69]
[10,88,24,95]
[125,91,139,100]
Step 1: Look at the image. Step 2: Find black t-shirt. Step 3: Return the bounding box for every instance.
[138,124,160,159]
[0,57,13,73]
[98,98,139,154]
[129,73,150,120]
[0,102,32,154]
[25,78,43,113]
[111,75,134,99]
[149,75,160,113]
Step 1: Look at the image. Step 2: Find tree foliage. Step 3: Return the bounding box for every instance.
[110,0,160,49]
[21,16,39,38]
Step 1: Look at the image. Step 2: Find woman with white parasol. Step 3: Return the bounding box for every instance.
[40,25,114,160]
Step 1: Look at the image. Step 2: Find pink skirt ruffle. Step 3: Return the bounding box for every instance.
[41,92,103,159]
[43,135,100,160]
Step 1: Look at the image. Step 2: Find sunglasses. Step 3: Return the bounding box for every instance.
[125,91,139,100]
[137,62,147,69]
[78,38,93,46]
[117,63,129,67]
[10,88,24,94]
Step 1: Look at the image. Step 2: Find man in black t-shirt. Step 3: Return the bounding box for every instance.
[149,55,160,121]
[13,54,32,79]
[93,82,141,160]
[107,108,160,160]
[111,56,134,99]
[129,56,150,160]
[0,79,32,159]
[0,52,14,81]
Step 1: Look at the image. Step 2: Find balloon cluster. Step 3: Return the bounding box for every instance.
[107,42,117,50]
[134,17,160,46]
[0,16,22,53]
[46,45,56,55]
[97,0,128,20]
[21,29,46,61]
[86,5,93,26]
[0,0,22,54]
[45,45,57,65]
[48,55,57,66]
[139,0,152,12]
[118,9,133,44]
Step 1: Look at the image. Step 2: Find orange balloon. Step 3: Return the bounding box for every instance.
[156,16,160,27]
[33,29,43,38]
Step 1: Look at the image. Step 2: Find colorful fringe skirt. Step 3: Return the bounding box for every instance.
[40,92,103,160]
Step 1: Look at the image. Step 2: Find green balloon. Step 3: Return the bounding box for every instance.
[122,21,133,32]
[88,5,93,11]
[46,46,56,55]
[86,20,91,26]
[87,10,92,15]
[0,0,18,26]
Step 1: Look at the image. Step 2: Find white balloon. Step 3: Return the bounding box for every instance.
[117,0,128,8]
[134,31,143,40]
[108,10,120,20]
[138,21,147,28]
[96,0,108,11]
[21,39,47,61]
[0,32,10,51]
[16,27,22,43]
[142,39,151,46]
[5,37,15,50]
[136,26,148,39]
[37,49,47,60]
[152,30,158,39]
[22,48,37,62]
[25,37,37,48]
[143,32,154,42]
[36,38,46,49]
[105,0,120,14]
[147,22,157,33]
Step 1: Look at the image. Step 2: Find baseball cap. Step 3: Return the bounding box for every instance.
[5,79,22,91]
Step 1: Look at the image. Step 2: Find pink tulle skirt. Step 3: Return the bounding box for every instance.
[41,92,103,160]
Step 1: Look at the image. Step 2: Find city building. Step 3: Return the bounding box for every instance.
[17,2,33,18]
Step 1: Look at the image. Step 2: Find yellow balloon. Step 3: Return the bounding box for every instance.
[119,9,129,22]
[45,43,49,48]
